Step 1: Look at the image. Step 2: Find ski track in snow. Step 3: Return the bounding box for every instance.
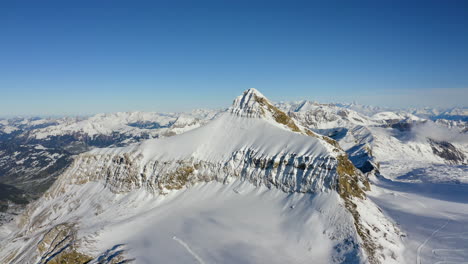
[416,220,450,264]
[430,231,468,263]
[172,236,206,264]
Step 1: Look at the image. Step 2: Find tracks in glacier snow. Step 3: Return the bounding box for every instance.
[172,236,206,264]
[416,220,450,264]
[430,232,468,264]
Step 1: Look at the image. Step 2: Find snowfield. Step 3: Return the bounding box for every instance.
[369,175,468,264]
[380,160,468,184]
[78,180,352,264]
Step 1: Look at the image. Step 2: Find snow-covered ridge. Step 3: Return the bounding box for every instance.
[65,109,340,194]
[29,110,219,139]
[287,103,379,130]
[332,103,468,119]
[0,109,220,141]
[278,101,467,123]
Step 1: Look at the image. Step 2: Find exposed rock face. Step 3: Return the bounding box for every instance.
[429,138,467,165]
[290,108,341,128]
[4,222,132,264]
[47,150,340,197]
[36,223,92,264]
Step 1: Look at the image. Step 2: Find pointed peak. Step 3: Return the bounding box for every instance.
[295,100,320,112]
[230,88,270,118]
[229,88,309,134]
[243,88,265,98]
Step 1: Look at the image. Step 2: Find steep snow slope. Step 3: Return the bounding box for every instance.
[2,181,361,264]
[0,89,403,264]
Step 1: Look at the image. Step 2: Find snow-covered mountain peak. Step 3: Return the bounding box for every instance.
[230,88,310,135]
[295,100,320,112]
[230,88,269,118]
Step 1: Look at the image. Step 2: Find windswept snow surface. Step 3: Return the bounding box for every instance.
[78,181,348,264]
[0,180,360,264]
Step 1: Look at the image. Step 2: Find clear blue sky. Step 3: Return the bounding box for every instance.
[1,0,467,115]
